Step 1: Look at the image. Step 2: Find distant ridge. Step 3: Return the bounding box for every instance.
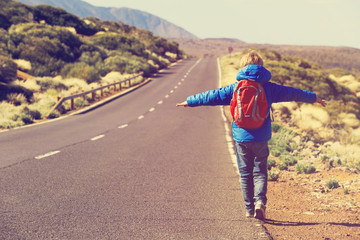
[174,38,360,72]
[16,0,198,39]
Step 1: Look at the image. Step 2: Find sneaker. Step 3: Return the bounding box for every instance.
[245,211,254,218]
[254,202,266,220]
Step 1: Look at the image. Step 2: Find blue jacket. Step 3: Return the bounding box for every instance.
[186,64,317,143]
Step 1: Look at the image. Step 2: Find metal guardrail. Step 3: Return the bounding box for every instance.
[46,73,143,118]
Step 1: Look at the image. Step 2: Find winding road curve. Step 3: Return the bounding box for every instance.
[0,58,271,239]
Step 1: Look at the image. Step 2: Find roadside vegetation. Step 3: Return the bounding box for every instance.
[220,48,360,179]
[0,0,184,128]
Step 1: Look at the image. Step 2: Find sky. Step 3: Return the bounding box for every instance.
[82,0,360,50]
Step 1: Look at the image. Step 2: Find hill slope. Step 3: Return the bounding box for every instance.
[174,38,360,72]
[16,0,198,39]
[0,0,184,122]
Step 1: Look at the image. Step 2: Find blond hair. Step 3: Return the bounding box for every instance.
[239,51,264,68]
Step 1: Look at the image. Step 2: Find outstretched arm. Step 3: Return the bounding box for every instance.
[177,83,236,108]
[176,101,188,107]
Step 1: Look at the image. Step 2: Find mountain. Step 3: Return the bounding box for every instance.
[15,0,198,39]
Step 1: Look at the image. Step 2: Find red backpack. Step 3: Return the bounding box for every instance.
[230,80,268,129]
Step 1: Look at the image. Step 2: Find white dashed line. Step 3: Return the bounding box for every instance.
[91,135,105,141]
[149,107,155,112]
[165,94,169,98]
[35,151,61,159]
[170,90,174,94]
[118,124,129,129]
[174,86,178,89]
[178,82,182,85]
[158,100,163,105]
[138,115,145,120]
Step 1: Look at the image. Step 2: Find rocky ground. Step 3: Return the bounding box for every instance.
[264,163,360,240]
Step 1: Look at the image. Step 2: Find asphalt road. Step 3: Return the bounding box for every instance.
[0,58,271,239]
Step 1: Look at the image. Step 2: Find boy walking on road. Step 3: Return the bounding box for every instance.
[177,52,326,220]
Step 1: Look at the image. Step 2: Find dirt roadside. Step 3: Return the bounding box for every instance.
[264,168,360,240]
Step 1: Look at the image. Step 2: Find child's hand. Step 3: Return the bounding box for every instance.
[176,101,188,107]
[316,97,326,107]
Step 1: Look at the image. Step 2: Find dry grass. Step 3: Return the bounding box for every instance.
[219,54,240,87]
[14,79,40,91]
[0,72,144,129]
[292,104,331,130]
[0,102,24,128]
[330,74,360,89]
[13,59,31,71]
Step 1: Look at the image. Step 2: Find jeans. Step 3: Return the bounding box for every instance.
[235,141,269,214]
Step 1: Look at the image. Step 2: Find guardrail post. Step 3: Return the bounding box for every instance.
[71,98,74,110]
[91,87,95,101]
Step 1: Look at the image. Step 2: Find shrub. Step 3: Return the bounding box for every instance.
[0,83,33,102]
[74,98,89,108]
[33,5,97,36]
[0,13,12,29]
[296,164,316,174]
[61,62,100,84]
[267,159,276,170]
[270,148,281,157]
[23,106,41,120]
[0,55,17,84]
[279,154,298,166]
[268,171,279,181]
[47,110,60,119]
[271,123,282,133]
[269,127,299,155]
[9,23,84,76]
[20,114,33,124]
[278,163,288,171]
[90,33,134,51]
[326,179,340,189]
[35,77,68,91]
[6,93,27,106]
[1,1,34,25]
[104,55,128,74]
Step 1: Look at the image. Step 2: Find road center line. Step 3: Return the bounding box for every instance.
[118,124,129,129]
[149,107,155,112]
[165,94,169,98]
[35,151,61,160]
[158,100,163,105]
[138,115,145,120]
[91,135,105,141]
